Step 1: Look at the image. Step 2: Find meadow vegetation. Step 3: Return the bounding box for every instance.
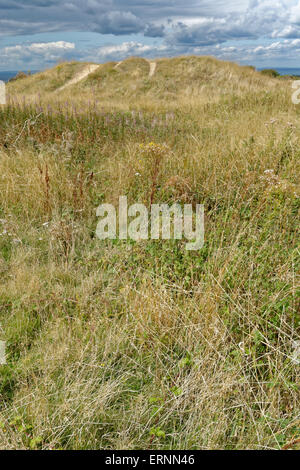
[0,56,299,450]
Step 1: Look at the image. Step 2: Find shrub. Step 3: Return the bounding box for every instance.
[260,69,280,78]
[8,71,30,82]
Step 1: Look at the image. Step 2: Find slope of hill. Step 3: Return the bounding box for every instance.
[84,56,278,99]
[7,56,289,105]
[7,61,95,94]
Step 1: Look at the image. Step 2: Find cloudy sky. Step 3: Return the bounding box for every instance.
[1,0,300,71]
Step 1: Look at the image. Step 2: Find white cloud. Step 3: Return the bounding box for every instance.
[0,41,76,69]
[290,0,300,23]
[3,41,75,55]
[93,41,167,61]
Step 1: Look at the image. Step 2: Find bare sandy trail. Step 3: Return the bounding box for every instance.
[114,62,123,70]
[148,62,156,78]
[113,59,156,78]
[56,64,100,92]
[56,60,156,93]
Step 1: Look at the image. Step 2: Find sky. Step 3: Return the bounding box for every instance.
[1,0,300,71]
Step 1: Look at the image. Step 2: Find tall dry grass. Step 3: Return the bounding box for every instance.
[0,56,299,449]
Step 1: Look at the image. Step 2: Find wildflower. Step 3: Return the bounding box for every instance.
[260,168,298,197]
[260,169,281,188]
[286,121,295,128]
[139,142,169,158]
[265,118,278,126]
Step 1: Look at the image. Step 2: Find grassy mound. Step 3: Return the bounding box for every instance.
[7,62,91,94]
[7,56,286,105]
[83,56,281,101]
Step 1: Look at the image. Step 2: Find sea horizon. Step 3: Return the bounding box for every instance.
[0,70,39,82]
[258,67,300,76]
[1,66,300,83]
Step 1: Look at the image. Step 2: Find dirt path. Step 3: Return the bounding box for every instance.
[114,59,156,78]
[56,64,100,92]
[148,61,156,78]
[114,61,122,70]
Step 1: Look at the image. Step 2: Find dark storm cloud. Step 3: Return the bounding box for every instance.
[144,23,165,38]
[90,10,144,35]
[167,20,256,47]
[0,0,248,38]
[0,1,298,46]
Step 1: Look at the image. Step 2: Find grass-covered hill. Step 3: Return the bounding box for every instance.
[0,56,299,450]
[7,61,92,94]
[8,55,284,104]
